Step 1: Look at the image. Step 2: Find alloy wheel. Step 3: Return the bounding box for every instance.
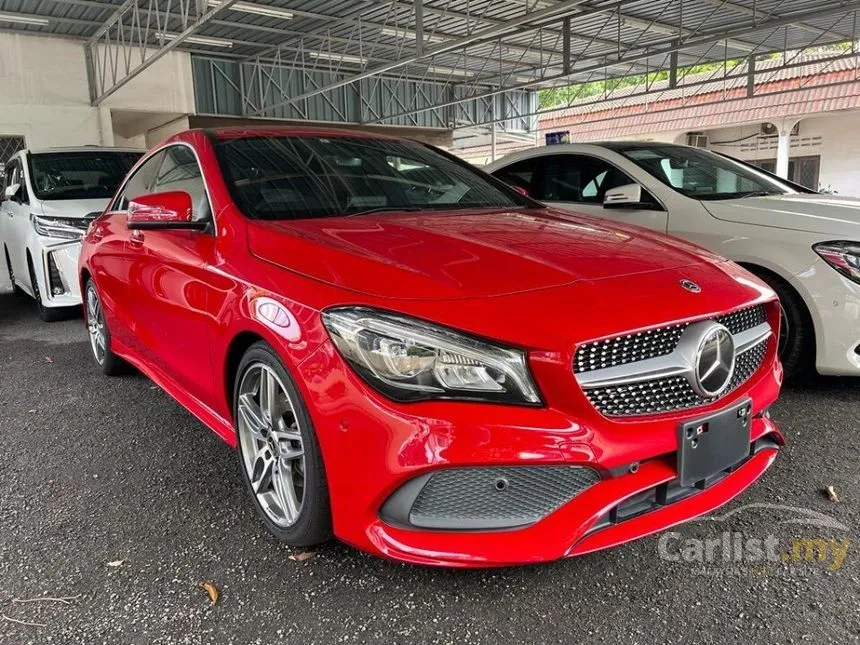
[237,363,306,528]
[86,285,106,365]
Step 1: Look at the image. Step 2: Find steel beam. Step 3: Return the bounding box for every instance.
[86,0,242,105]
[367,1,860,125]
[250,0,635,116]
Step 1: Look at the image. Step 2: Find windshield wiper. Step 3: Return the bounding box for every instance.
[341,206,424,218]
[734,190,782,198]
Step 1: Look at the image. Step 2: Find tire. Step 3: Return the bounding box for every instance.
[233,342,332,547]
[751,268,814,378]
[5,246,26,298]
[27,255,64,322]
[84,279,127,376]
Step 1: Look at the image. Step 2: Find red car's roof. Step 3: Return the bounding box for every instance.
[200,125,400,142]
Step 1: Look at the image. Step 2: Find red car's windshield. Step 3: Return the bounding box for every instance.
[214,135,529,220]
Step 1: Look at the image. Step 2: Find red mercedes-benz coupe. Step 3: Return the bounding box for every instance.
[79,127,784,567]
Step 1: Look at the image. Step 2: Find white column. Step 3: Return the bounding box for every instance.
[775,118,800,179]
[491,123,497,163]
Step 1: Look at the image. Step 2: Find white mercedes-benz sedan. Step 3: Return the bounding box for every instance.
[1,146,141,321]
[486,142,860,377]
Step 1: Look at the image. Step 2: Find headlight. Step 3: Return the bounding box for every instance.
[322,307,542,405]
[814,241,860,284]
[30,214,84,241]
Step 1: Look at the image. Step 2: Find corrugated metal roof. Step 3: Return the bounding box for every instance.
[2,0,856,82]
[3,0,859,127]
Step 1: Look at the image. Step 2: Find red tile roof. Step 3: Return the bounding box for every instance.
[539,54,860,140]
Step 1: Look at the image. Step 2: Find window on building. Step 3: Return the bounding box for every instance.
[752,156,820,190]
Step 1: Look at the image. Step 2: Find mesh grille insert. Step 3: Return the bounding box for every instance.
[716,305,767,335]
[574,324,687,374]
[407,466,600,530]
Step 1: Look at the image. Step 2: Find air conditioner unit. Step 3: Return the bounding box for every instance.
[687,133,709,148]
[760,122,800,137]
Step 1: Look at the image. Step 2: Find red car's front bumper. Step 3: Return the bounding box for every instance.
[297,340,783,568]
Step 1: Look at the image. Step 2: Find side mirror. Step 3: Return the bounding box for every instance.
[511,185,530,197]
[4,183,21,202]
[603,183,653,210]
[127,191,205,230]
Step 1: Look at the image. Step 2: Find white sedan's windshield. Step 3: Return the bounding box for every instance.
[29,151,141,201]
[615,145,794,201]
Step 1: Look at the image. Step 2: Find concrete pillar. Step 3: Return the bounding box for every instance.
[775,118,800,179]
[98,106,115,147]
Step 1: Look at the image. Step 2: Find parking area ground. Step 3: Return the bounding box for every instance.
[1,290,859,645]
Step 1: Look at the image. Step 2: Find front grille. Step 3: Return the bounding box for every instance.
[583,338,770,417]
[404,466,600,530]
[574,305,766,374]
[575,304,770,417]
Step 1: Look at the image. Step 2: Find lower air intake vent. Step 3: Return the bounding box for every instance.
[381,466,600,531]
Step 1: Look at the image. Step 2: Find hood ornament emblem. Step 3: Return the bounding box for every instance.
[691,323,736,397]
[680,279,701,293]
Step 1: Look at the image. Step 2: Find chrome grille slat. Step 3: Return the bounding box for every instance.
[574,305,770,417]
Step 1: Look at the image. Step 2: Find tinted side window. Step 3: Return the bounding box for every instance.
[491,157,539,193]
[153,146,209,220]
[114,151,166,211]
[537,154,634,203]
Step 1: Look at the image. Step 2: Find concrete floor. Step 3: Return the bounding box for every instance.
[1,291,858,645]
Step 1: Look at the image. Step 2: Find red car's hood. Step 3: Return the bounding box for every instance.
[247,208,723,301]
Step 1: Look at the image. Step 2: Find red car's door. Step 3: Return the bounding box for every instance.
[89,152,171,352]
[123,144,221,407]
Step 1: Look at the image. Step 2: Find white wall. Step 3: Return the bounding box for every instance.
[0,33,100,148]
[0,32,194,151]
[145,116,191,148]
[703,112,860,196]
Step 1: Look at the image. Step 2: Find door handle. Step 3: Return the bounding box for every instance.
[129,230,145,247]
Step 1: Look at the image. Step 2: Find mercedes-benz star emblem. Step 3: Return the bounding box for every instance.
[680,279,702,293]
[692,324,736,397]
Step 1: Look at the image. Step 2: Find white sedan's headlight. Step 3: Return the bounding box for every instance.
[30,214,84,241]
[814,241,860,284]
[322,307,541,405]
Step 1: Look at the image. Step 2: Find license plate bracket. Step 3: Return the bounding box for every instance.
[677,398,752,487]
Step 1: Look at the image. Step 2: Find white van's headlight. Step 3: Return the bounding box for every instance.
[30,214,84,240]
[814,241,860,284]
[322,307,541,405]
